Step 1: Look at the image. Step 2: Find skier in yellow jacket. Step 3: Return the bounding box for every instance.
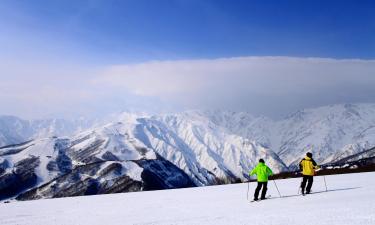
[299,152,319,195]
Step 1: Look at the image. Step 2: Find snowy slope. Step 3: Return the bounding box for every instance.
[69,116,285,185]
[1,172,374,225]
[328,146,375,165]
[195,110,274,148]
[0,120,195,200]
[0,120,157,187]
[136,112,286,185]
[0,137,61,185]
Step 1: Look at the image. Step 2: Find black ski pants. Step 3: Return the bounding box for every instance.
[254,181,268,200]
[301,175,314,193]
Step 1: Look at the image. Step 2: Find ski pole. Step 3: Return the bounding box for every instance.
[323,175,328,192]
[246,181,250,201]
[272,180,282,198]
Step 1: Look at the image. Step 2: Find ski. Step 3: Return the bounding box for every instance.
[254,190,328,202]
[250,195,272,203]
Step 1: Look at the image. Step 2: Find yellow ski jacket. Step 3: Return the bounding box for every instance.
[299,156,319,176]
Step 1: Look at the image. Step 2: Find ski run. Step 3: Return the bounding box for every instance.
[1,171,374,225]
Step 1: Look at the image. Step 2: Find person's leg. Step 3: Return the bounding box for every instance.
[254,182,262,200]
[306,176,314,193]
[260,182,268,199]
[301,176,308,194]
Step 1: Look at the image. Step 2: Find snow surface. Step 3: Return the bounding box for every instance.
[95,161,144,182]
[1,138,59,185]
[1,172,374,225]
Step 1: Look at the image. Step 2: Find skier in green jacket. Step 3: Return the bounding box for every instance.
[249,159,273,201]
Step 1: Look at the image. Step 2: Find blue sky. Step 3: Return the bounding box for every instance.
[1,0,375,118]
[2,0,375,63]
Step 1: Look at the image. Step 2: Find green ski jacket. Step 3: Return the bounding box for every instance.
[249,162,273,182]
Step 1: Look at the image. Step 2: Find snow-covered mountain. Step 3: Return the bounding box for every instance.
[194,110,274,148]
[275,104,375,166]
[0,113,285,200]
[0,122,195,200]
[200,104,375,167]
[2,103,375,200]
[0,116,96,147]
[333,146,375,165]
[138,112,286,185]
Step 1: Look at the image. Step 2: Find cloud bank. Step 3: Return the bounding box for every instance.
[94,56,375,117]
[2,56,375,119]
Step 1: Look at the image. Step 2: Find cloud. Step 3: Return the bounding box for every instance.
[0,60,174,119]
[2,56,375,119]
[94,56,375,117]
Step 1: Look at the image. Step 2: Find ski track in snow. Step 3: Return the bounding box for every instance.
[1,172,374,225]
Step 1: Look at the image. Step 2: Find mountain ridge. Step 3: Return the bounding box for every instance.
[2,103,375,200]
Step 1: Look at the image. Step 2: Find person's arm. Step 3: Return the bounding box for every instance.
[267,166,273,176]
[249,167,257,176]
[312,159,320,169]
